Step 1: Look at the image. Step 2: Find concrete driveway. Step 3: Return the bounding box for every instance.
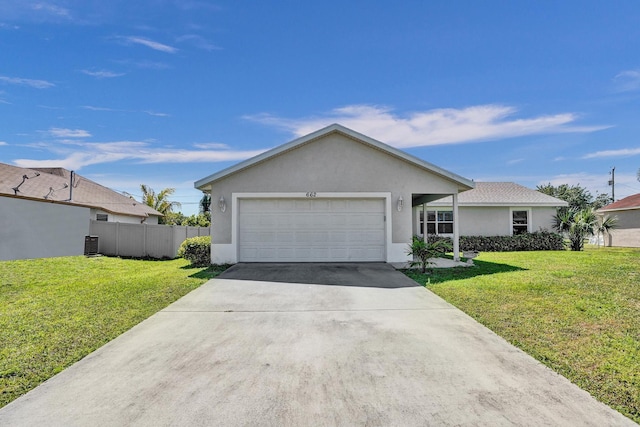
[0,263,634,426]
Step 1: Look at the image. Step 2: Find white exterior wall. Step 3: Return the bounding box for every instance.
[604,210,640,247]
[207,133,463,264]
[90,208,159,224]
[0,197,90,261]
[416,206,559,237]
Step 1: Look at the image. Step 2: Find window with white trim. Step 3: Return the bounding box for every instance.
[512,210,529,235]
[420,210,453,235]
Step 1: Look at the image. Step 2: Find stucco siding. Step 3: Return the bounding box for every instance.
[458,207,510,236]
[608,228,640,247]
[0,197,90,260]
[421,206,558,237]
[604,210,640,247]
[209,133,462,246]
[89,208,158,224]
[608,210,639,229]
[530,207,557,232]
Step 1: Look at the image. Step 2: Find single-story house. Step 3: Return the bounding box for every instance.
[418,182,568,237]
[0,163,162,261]
[0,163,161,224]
[195,124,475,264]
[597,193,640,247]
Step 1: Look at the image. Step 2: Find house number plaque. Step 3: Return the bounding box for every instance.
[306,192,317,198]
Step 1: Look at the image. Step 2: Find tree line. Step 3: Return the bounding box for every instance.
[140,185,211,227]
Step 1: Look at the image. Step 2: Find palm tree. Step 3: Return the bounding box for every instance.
[554,208,597,251]
[594,215,618,248]
[140,185,181,223]
[554,208,618,251]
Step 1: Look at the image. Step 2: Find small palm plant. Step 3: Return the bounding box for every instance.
[594,215,618,247]
[554,208,618,251]
[407,236,453,273]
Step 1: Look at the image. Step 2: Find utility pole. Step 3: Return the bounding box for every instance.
[608,167,615,201]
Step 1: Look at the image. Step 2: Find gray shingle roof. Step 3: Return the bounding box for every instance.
[428,182,569,207]
[0,163,161,219]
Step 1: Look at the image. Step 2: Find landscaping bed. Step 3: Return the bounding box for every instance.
[404,247,640,423]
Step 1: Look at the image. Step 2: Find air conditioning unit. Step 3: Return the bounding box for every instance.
[84,235,99,256]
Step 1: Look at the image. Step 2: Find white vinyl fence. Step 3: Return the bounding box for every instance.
[89,220,210,259]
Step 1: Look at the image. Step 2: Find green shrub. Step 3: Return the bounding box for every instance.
[177,236,211,267]
[426,231,565,252]
[407,235,453,273]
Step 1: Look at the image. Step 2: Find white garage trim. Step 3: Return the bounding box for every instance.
[229,192,392,263]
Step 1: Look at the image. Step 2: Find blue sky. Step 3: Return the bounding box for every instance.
[2,1,640,215]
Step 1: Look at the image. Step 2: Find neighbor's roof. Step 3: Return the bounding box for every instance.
[427,182,569,207]
[598,193,640,212]
[0,163,162,219]
[194,123,475,192]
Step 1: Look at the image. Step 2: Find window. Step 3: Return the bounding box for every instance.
[420,210,453,235]
[437,211,454,233]
[96,214,108,221]
[512,210,529,235]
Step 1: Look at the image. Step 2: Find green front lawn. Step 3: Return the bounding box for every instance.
[0,256,225,408]
[405,247,640,423]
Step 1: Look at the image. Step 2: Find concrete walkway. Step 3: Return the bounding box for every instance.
[0,263,634,426]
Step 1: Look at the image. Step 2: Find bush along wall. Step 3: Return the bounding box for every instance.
[427,231,565,252]
[178,236,211,267]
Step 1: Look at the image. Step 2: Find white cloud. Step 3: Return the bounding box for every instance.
[583,147,640,159]
[614,69,640,92]
[144,111,170,117]
[115,59,170,70]
[0,141,7,146]
[32,3,71,19]
[120,36,177,53]
[82,105,121,112]
[48,127,91,138]
[82,105,169,117]
[506,158,524,165]
[81,69,125,78]
[176,34,221,51]
[0,75,54,89]
[193,142,230,149]
[12,140,266,170]
[246,104,609,148]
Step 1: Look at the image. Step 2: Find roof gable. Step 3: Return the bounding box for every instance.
[0,163,161,218]
[599,193,640,212]
[195,124,475,192]
[428,182,569,207]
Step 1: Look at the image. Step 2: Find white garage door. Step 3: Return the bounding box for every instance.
[239,198,386,262]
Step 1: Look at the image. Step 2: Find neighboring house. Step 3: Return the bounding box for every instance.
[0,196,91,261]
[419,182,568,237]
[597,193,640,248]
[0,163,161,224]
[195,124,475,264]
[0,163,162,261]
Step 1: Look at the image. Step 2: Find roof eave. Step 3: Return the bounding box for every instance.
[598,206,640,213]
[428,202,568,207]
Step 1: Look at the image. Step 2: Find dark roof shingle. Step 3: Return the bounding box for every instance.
[599,193,640,211]
[0,163,161,219]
